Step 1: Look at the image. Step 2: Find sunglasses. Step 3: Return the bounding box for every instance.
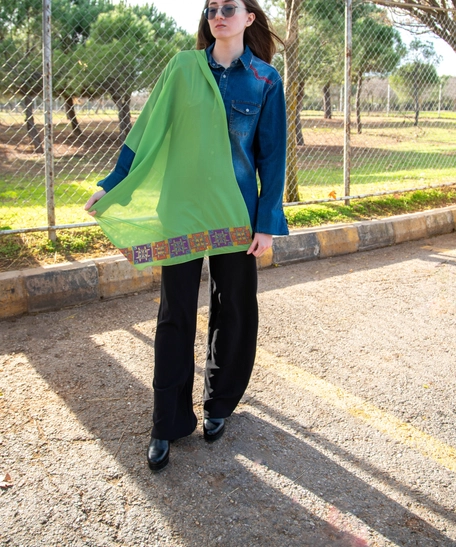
[203,5,246,20]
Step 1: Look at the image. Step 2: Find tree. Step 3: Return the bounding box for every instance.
[303,0,346,121]
[269,0,401,199]
[271,0,345,201]
[51,0,114,136]
[389,39,441,125]
[373,0,456,53]
[269,0,408,204]
[294,22,345,122]
[73,4,188,141]
[352,8,405,133]
[282,0,304,203]
[0,0,44,152]
[0,0,42,40]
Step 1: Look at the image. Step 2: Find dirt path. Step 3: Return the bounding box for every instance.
[1,233,456,546]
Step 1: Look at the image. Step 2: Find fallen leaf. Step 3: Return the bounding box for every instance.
[328,190,337,200]
[0,473,13,489]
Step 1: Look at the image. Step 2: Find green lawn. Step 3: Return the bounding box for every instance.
[0,172,108,229]
[1,111,455,230]
[2,186,456,272]
[284,187,456,227]
[294,113,456,201]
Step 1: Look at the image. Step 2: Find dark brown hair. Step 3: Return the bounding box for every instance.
[196,0,284,64]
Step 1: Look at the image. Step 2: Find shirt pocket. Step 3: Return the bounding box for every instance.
[229,101,261,137]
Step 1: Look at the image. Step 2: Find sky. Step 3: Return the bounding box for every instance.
[149,0,204,32]
[132,0,456,76]
[399,29,456,77]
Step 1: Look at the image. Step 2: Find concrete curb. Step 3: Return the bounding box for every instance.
[1,205,455,320]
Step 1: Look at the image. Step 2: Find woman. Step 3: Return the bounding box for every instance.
[85,0,288,471]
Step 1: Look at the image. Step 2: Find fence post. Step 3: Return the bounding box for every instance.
[387,83,391,116]
[344,0,352,205]
[438,83,442,118]
[43,0,56,241]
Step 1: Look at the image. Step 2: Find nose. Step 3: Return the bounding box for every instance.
[214,7,225,19]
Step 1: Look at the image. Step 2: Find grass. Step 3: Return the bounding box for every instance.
[1,187,456,272]
[0,227,118,272]
[0,172,108,229]
[284,186,456,227]
[1,111,455,271]
[295,114,456,199]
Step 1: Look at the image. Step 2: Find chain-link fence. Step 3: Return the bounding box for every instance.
[1,0,455,237]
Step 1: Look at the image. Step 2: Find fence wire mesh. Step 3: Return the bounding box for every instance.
[1,0,455,235]
[277,0,456,206]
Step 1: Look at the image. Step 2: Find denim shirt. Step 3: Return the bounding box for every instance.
[98,45,288,235]
[206,44,288,235]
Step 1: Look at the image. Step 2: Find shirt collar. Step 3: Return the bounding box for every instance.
[206,43,252,70]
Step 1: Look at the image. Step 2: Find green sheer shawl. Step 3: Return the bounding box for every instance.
[90,49,252,270]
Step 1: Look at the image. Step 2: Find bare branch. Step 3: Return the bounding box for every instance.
[372,0,455,11]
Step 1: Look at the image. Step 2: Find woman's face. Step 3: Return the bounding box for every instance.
[206,0,255,43]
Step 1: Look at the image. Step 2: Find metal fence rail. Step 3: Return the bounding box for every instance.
[1,0,455,238]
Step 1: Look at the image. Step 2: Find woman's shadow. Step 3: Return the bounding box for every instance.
[6,293,454,547]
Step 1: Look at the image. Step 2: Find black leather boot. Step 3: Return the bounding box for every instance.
[203,418,225,442]
[147,437,170,471]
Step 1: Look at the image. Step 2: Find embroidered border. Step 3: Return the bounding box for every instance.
[120,226,251,265]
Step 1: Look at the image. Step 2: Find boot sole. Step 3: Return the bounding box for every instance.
[147,450,169,471]
[203,424,225,442]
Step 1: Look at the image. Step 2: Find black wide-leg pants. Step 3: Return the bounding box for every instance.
[152,251,258,441]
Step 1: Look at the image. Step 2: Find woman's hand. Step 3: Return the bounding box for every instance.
[84,189,106,217]
[247,232,273,258]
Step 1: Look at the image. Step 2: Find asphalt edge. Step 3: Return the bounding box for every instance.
[1,205,455,320]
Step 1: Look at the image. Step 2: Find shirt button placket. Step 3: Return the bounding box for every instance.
[221,70,228,95]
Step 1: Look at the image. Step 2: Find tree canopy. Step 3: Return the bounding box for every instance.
[68,3,187,139]
[0,0,192,143]
[390,38,441,125]
[352,7,405,132]
[373,0,456,53]
[269,0,407,199]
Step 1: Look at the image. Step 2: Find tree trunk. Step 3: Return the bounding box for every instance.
[64,96,82,137]
[113,93,132,142]
[283,0,302,203]
[323,82,332,119]
[356,71,363,134]
[23,94,43,153]
[296,80,305,146]
[413,70,419,126]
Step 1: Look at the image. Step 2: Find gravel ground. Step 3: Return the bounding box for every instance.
[1,233,456,547]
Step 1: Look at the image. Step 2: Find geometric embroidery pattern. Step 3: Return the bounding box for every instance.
[152,240,169,261]
[120,247,134,263]
[169,235,191,258]
[189,232,211,252]
[123,226,251,265]
[209,228,232,249]
[133,244,152,264]
[231,226,252,245]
